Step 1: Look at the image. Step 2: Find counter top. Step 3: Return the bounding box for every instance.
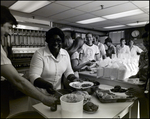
[33,84,138,118]
[79,71,145,88]
[33,96,134,118]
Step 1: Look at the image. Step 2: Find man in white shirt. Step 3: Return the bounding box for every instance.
[96,35,106,60]
[1,5,57,118]
[116,38,130,57]
[129,39,143,57]
[81,33,100,63]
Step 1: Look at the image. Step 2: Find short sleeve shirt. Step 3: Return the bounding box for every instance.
[81,44,99,63]
[71,51,79,60]
[29,45,74,95]
[106,45,116,58]
[116,45,130,54]
[130,45,143,56]
[1,45,12,81]
[1,45,11,65]
[98,43,106,58]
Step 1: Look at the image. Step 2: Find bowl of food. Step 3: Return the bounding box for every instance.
[60,94,84,118]
[83,101,99,114]
[53,89,73,105]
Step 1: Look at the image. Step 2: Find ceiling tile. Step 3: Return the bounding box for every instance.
[54,20,72,25]
[54,1,93,8]
[131,1,149,8]
[48,9,84,21]
[65,13,97,22]
[1,1,16,7]
[91,2,138,16]
[32,3,71,17]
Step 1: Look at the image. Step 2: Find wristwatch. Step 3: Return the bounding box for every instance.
[144,90,149,98]
[144,90,149,94]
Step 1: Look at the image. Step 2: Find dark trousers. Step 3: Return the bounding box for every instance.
[139,97,149,118]
[1,80,10,118]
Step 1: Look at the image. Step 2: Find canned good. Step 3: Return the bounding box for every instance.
[50,101,57,111]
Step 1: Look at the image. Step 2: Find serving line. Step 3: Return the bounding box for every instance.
[33,83,138,118]
[79,71,144,88]
[33,95,135,118]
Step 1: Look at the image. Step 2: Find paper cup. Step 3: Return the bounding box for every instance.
[60,94,84,118]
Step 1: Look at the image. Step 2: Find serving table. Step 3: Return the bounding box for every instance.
[33,96,135,118]
[33,84,138,118]
[79,71,144,88]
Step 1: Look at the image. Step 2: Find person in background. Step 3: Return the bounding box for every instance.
[62,35,74,50]
[1,5,56,118]
[128,39,143,57]
[68,37,95,77]
[81,33,100,63]
[116,38,130,57]
[104,37,116,58]
[28,27,78,110]
[93,35,98,45]
[96,35,106,60]
[126,23,149,118]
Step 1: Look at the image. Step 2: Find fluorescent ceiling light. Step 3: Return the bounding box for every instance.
[103,9,143,19]
[76,17,106,24]
[9,1,51,13]
[127,21,149,26]
[104,25,125,29]
[14,15,50,26]
[61,28,72,31]
[13,24,44,31]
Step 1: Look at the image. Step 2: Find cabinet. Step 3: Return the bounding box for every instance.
[1,28,46,71]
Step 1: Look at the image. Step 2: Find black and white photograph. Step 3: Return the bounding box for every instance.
[1,1,149,118]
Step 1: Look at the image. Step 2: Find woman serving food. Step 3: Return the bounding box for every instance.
[28,27,79,110]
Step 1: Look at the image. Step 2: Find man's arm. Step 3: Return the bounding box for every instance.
[95,53,100,61]
[1,64,56,106]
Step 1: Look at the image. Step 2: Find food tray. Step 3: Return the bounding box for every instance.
[95,89,137,103]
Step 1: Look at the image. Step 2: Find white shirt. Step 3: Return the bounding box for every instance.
[71,51,79,60]
[81,44,99,63]
[130,45,143,57]
[116,45,130,54]
[1,45,12,81]
[1,45,11,65]
[70,51,80,78]
[98,42,106,59]
[29,45,74,95]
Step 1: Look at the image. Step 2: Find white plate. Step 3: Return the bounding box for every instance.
[98,84,113,90]
[69,82,81,89]
[69,81,94,89]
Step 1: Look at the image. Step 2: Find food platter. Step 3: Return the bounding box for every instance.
[69,81,94,89]
[95,88,137,103]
